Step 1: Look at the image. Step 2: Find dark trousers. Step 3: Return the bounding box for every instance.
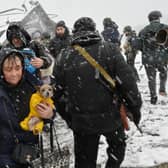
[0,164,28,168]
[144,64,167,97]
[0,163,28,168]
[0,154,28,168]
[74,127,126,168]
[126,52,140,81]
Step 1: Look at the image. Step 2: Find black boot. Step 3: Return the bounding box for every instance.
[150,96,158,105]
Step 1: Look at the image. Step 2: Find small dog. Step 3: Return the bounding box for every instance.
[20,84,55,135]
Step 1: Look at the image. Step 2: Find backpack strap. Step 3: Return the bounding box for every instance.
[73,44,116,89]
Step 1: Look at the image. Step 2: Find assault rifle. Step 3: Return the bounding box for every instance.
[115,76,142,133]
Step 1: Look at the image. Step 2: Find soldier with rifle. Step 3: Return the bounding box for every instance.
[53,17,142,168]
[139,10,168,104]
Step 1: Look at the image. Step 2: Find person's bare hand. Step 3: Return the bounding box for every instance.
[36,102,54,119]
[30,57,44,68]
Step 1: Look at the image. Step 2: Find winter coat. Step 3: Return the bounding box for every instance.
[101,26,120,45]
[6,24,52,77]
[0,49,40,165]
[0,78,38,153]
[139,20,168,65]
[48,26,71,59]
[53,30,142,134]
[124,31,139,56]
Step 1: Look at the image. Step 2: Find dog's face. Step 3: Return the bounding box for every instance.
[39,84,54,98]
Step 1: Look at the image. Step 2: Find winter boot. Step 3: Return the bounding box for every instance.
[150,96,158,105]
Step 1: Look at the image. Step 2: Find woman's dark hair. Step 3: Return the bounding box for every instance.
[3,52,24,66]
[0,50,24,76]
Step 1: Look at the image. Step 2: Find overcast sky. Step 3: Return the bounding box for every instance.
[0,0,168,32]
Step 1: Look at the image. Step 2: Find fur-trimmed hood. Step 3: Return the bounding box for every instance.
[6,23,31,48]
[71,31,101,46]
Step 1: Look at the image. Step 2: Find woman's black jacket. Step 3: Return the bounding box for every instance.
[0,76,39,156]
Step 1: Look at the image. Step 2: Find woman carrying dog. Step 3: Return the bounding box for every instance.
[0,48,55,168]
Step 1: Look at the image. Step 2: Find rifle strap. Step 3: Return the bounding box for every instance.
[73,44,130,131]
[73,44,116,89]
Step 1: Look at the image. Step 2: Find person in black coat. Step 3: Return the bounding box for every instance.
[53,17,142,168]
[101,17,120,46]
[5,23,52,80]
[48,20,71,59]
[0,48,54,168]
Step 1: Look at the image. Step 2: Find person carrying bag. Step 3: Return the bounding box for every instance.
[3,98,39,167]
[0,48,54,168]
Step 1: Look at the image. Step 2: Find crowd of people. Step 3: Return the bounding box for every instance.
[0,9,167,168]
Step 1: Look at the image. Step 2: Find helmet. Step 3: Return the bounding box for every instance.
[73,17,96,33]
[123,25,132,33]
[103,17,113,27]
[148,10,162,22]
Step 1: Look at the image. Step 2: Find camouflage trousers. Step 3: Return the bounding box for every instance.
[144,64,167,98]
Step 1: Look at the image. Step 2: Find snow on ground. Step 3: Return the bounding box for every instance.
[98,53,168,168]
[121,55,168,168]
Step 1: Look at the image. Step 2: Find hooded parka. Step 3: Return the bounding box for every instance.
[0,48,40,167]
